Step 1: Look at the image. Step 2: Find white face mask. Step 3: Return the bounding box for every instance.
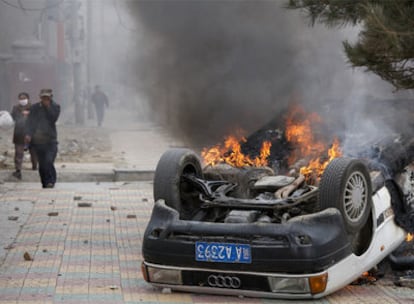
[19,99,28,106]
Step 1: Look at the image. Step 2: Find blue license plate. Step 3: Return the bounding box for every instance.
[195,242,251,263]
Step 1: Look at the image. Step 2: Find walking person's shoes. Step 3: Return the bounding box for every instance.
[44,183,55,188]
[12,170,22,180]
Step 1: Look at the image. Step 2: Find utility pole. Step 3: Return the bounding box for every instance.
[86,0,93,119]
[45,0,66,108]
[69,0,84,124]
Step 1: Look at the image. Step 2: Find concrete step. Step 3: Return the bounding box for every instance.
[0,167,154,183]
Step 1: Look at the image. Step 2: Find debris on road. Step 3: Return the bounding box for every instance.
[0,126,112,169]
[77,202,92,207]
[23,252,32,261]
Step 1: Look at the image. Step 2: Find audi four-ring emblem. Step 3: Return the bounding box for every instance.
[207,274,241,289]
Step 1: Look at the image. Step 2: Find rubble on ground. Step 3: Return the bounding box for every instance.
[0,125,112,169]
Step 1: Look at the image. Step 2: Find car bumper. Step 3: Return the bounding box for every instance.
[142,187,407,299]
[143,201,352,273]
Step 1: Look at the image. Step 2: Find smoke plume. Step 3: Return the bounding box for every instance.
[128,1,396,148]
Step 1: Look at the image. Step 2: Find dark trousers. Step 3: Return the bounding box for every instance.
[95,104,105,126]
[14,144,37,171]
[33,142,58,187]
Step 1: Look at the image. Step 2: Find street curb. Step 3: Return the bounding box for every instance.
[114,169,154,181]
[0,169,154,183]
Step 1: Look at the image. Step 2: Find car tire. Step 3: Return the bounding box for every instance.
[153,148,203,219]
[319,157,372,234]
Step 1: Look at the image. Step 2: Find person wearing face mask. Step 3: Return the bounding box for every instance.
[10,92,38,179]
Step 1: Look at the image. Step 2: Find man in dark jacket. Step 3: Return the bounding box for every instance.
[91,85,109,127]
[25,89,60,188]
[11,92,37,179]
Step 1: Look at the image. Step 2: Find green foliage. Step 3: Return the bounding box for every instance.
[287,0,366,26]
[288,0,414,90]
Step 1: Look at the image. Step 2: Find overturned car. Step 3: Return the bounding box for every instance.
[141,144,412,299]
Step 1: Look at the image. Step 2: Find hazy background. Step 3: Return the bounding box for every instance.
[1,0,409,153]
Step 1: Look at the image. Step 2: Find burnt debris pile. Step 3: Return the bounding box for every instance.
[240,118,291,173]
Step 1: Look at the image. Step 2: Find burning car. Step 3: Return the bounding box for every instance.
[141,108,412,299]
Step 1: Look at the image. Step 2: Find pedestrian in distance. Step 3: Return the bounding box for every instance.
[25,89,60,188]
[91,85,109,127]
[11,92,38,179]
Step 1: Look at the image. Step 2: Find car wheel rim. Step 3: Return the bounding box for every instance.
[343,171,368,223]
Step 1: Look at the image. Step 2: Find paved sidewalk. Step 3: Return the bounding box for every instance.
[93,106,190,172]
[0,182,412,304]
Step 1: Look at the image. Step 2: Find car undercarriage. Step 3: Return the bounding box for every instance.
[141,133,413,298]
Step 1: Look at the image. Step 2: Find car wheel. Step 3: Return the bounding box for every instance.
[153,148,203,219]
[319,157,372,234]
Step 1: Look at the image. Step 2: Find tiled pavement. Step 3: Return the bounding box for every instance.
[0,182,412,304]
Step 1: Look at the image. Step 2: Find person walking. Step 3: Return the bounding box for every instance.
[25,89,60,188]
[91,85,109,127]
[10,92,38,179]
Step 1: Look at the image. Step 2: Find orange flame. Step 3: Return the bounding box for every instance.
[201,104,342,177]
[285,106,325,165]
[285,105,342,180]
[201,134,272,167]
[299,138,342,179]
[407,233,413,242]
